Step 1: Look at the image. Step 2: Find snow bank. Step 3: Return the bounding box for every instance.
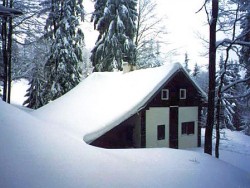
[1,101,250,187]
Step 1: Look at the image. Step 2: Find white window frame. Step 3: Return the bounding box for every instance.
[180,89,187,99]
[161,89,169,100]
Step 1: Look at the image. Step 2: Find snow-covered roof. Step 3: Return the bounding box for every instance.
[33,62,206,143]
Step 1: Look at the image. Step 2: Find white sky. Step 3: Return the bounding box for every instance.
[83,0,209,70]
[156,0,208,68]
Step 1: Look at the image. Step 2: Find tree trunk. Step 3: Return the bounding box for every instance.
[7,10,13,103]
[215,99,221,158]
[204,0,219,155]
[2,17,8,102]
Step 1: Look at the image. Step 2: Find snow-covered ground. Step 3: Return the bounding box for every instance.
[0,71,249,187]
[215,129,250,173]
[191,129,250,173]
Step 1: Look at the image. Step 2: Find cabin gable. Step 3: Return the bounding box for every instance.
[147,70,204,108]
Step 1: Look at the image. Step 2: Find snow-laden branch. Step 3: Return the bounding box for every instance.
[221,77,250,93]
[223,91,250,100]
[217,38,250,48]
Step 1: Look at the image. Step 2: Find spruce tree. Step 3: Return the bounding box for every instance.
[216,57,243,130]
[42,0,85,104]
[23,39,49,109]
[184,52,191,74]
[239,0,250,86]
[192,63,201,79]
[91,0,137,72]
[23,62,45,109]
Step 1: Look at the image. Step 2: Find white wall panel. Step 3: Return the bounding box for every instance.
[146,107,169,148]
[178,107,198,149]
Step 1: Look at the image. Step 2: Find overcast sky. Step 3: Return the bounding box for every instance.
[83,0,209,70]
[156,0,209,68]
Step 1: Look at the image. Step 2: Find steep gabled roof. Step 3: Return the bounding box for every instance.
[33,63,206,143]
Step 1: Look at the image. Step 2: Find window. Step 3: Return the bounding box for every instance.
[180,89,186,99]
[157,125,165,140]
[161,89,169,100]
[182,122,195,135]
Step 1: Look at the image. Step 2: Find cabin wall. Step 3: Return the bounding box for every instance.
[125,113,141,148]
[143,70,202,149]
[146,107,169,148]
[178,107,198,149]
[145,106,198,149]
[90,113,141,148]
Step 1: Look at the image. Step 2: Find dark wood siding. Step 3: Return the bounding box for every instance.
[198,106,202,147]
[169,107,178,148]
[141,110,146,148]
[91,123,135,148]
[91,114,141,149]
[147,71,203,108]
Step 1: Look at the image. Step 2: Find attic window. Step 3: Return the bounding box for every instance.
[161,89,169,100]
[180,89,186,99]
[181,122,195,135]
[157,125,165,140]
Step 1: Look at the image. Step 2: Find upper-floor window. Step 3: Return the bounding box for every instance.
[180,89,187,99]
[161,89,169,100]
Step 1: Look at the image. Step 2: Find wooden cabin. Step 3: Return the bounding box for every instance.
[91,63,206,149]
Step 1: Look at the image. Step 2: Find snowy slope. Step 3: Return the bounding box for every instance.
[1,101,250,187]
[217,129,250,173]
[32,63,206,143]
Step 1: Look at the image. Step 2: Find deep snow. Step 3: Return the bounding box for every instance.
[1,101,250,187]
[1,65,250,187]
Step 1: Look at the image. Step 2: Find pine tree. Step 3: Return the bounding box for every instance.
[184,52,191,74]
[239,0,250,86]
[23,61,45,109]
[41,0,85,104]
[91,0,138,72]
[192,63,201,79]
[23,39,49,109]
[137,39,162,68]
[237,0,250,134]
[216,57,243,130]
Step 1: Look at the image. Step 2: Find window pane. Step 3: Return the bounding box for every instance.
[180,89,186,99]
[157,125,165,140]
[181,122,195,135]
[161,89,169,100]
[188,122,195,134]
